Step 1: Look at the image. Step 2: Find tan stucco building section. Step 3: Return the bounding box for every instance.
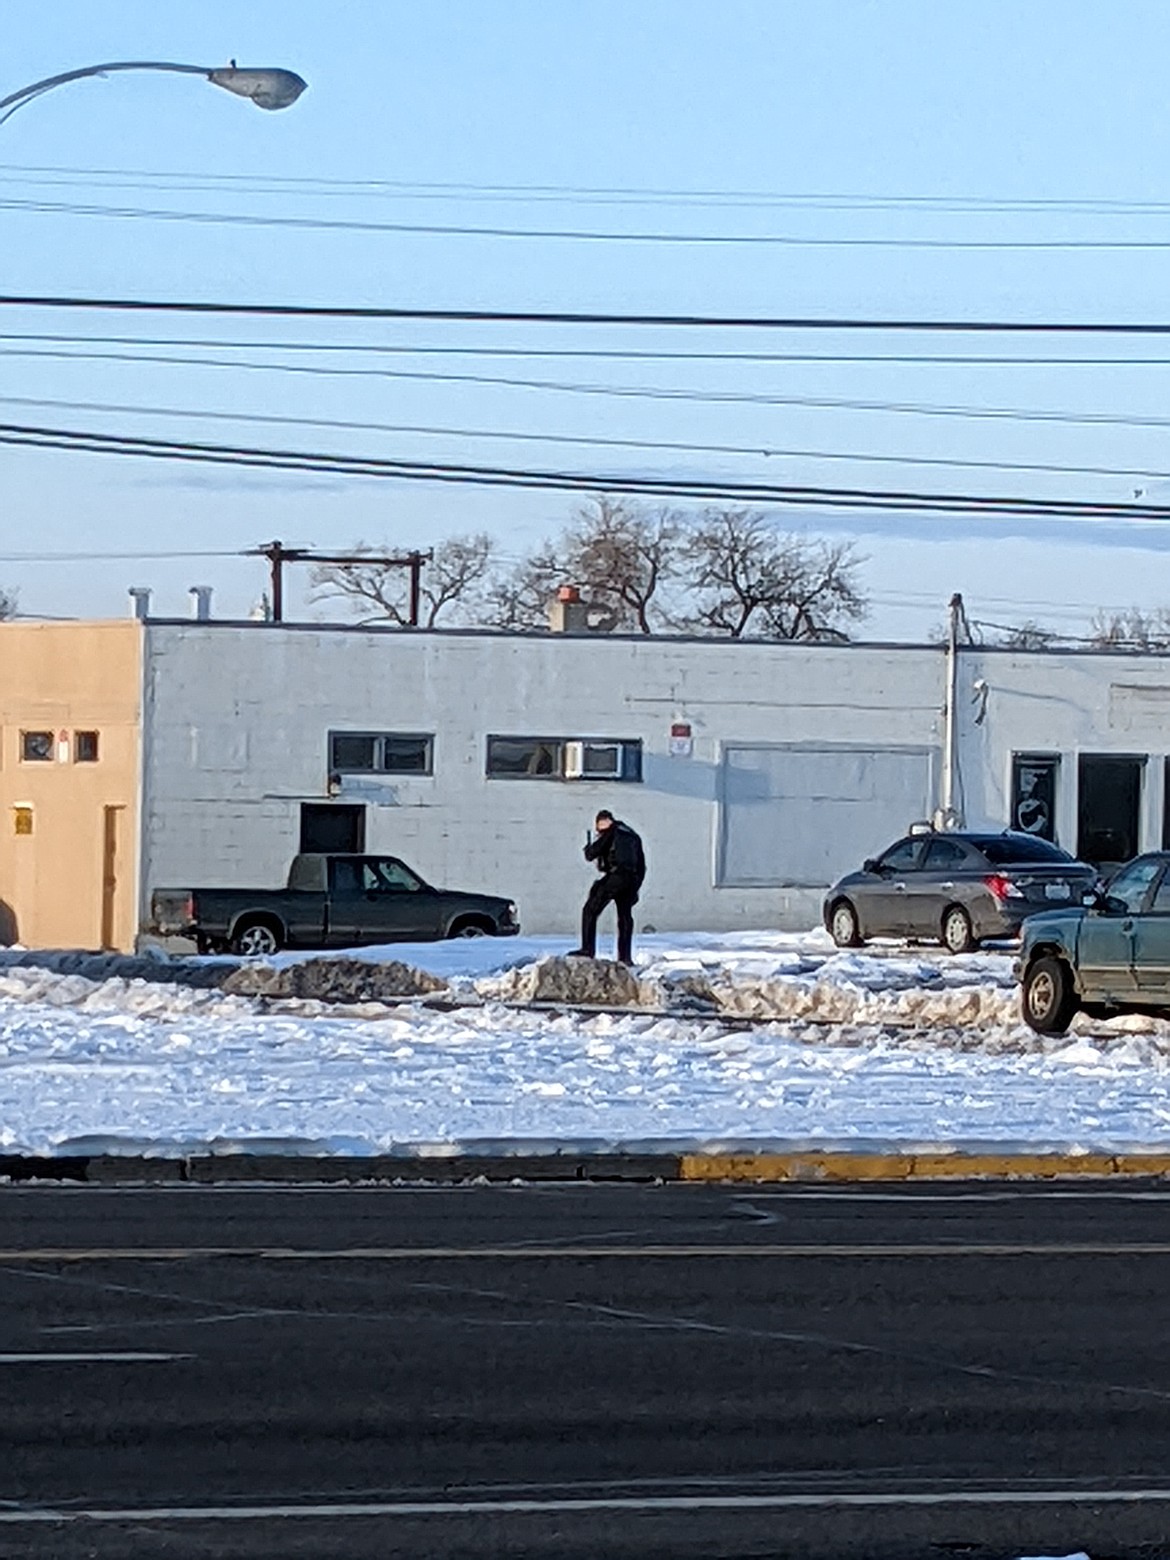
[0,621,142,951]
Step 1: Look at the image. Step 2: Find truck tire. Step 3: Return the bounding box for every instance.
[1022,954,1079,1036]
[447,916,493,939]
[230,918,283,957]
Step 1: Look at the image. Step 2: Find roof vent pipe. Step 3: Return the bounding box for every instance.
[128,587,152,621]
[189,585,213,621]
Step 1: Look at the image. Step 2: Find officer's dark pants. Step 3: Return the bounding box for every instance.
[581,874,637,962]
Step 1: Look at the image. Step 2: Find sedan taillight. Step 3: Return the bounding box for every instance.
[985,873,1024,903]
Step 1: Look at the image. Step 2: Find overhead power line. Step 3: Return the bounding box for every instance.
[19,193,1170,247]
[12,329,1170,365]
[7,165,1170,216]
[5,416,1170,520]
[11,342,1170,431]
[0,548,238,561]
[8,294,1170,333]
[6,391,1170,486]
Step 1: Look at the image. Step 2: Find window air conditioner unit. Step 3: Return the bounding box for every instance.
[564,740,623,780]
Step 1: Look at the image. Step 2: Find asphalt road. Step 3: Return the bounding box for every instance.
[2,1181,1170,1558]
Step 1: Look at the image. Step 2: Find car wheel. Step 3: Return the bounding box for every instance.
[829,899,863,949]
[448,918,492,939]
[941,905,978,955]
[230,920,282,957]
[1022,955,1079,1036]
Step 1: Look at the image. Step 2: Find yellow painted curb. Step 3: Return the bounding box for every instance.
[678,1152,1170,1182]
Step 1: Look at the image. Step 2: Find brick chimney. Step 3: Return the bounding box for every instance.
[547,584,593,635]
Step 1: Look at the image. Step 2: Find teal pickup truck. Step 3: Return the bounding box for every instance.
[1018,852,1170,1034]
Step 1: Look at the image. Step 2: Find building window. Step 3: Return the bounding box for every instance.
[486,735,643,781]
[74,730,100,763]
[1011,753,1058,841]
[20,731,53,763]
[12,805,32,836]
[328,731,433,776]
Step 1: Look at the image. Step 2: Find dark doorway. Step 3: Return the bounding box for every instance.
[1077,755,1144,870]
[100,804,124,950]
[300,803,365,854]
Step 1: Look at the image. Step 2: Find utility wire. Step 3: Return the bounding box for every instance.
[8,294,1170,332]
[12,343,1170,431]
[5,391,1170,486]
[0,555,240,567]
[7,417,1170,518]
[11,330,1170,365]
[9,165,1170,216]
[18,193,1170,247]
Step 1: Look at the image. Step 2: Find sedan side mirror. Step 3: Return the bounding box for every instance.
[862,858,878,874]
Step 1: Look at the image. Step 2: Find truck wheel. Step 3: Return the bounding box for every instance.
[448,917,492,939]
[1022,955,1079,1035]
[230,920,282,957]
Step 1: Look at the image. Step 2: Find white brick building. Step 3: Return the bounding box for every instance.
[138,621,1170,938]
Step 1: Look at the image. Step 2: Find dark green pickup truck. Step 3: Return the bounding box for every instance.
[148,852,520,956]
[1019,852,1170,1034]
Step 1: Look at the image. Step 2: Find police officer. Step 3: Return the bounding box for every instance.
[570,810,646,964]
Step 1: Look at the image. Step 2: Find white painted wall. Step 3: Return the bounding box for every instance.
[139,624,1170,937]
[140,623,946,934]
[956,648,1170,853]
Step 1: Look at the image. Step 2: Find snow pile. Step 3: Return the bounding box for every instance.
[223,957,446,1003]
[0,946,229,990]
[474,944,1022,1031]
[480,955,653,1008]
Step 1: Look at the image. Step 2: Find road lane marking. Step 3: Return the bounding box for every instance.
[2,1242,1170,1260]
[0,1352,189,1363]
[6,1487,1170,1522]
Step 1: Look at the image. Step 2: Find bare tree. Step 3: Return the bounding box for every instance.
[998,620,1055,651]
[562,496,686,632]
[480,541,565,630]
[679,509,867,640]
[481,498,686,633]
[1090,607,1170,650]
[311,534,497,628]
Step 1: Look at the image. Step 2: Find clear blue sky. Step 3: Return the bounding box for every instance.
[6,1,1170,637]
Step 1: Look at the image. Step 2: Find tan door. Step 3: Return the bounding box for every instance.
[100,805,123,950]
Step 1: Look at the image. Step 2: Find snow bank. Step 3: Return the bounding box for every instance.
[0,929,1166,1160]
[223,958,446,1003]
[0,941,1167,1158]
[474,945,1022,1031]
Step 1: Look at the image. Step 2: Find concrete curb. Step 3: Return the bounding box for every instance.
[677,1151,1170,1182]
[5,1150,1170,1185]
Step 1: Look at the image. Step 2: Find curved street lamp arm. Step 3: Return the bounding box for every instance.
[0,60,306,125]
[0,61,210,123]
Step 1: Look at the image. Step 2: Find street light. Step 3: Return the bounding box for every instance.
[0,60,307,126]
